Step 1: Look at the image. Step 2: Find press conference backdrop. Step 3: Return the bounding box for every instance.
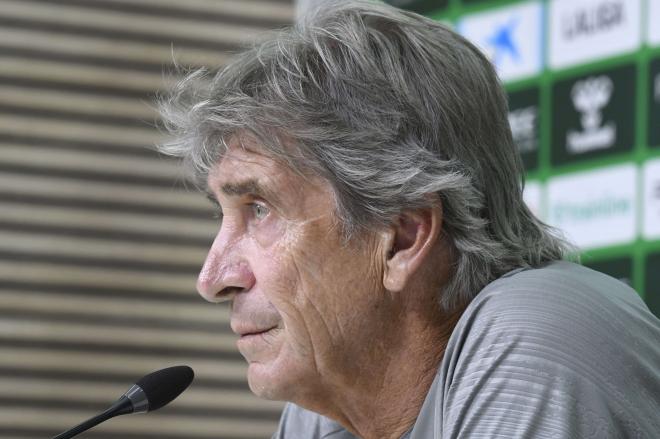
[0,0,291,438]
[385,0,660,316]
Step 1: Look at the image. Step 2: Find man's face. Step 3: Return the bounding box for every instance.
[198,141,389,403]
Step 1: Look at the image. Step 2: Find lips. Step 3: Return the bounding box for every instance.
[231,321,279,337]
[234,325,280,357]
[238,327,277,337]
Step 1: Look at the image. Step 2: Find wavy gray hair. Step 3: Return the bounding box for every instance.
[158,0,569,311]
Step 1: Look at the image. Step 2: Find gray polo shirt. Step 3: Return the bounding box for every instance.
[272,261,660,438]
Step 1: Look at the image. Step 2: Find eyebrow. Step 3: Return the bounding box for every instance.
[207,178,280,205]
[221,179,265,197]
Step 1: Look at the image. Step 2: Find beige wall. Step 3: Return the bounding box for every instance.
[0,0,291,437]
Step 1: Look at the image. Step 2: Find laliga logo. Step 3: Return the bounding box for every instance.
[566,75,616,153]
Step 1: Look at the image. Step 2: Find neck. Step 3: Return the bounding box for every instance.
[308,301,463,439]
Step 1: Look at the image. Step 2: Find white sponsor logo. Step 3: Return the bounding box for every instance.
[547,164,637,249]
[458,2,543,82]
[643,159,660,239]
[549,0,642,69]
[523,181,544,220]
[566,75,616,153]
[509,105,538,153]
[649,0,660,45]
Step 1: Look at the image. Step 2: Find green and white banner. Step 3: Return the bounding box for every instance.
[385,0,660,316]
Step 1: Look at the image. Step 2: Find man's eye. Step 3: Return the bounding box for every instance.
[251,203,269,220]
[212,210,223,222]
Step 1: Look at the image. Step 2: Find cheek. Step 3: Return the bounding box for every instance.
[252,222,330,341]
[246,218,306,317]
[244,215,301,305]
[270,229,350,344]
[247,214,381,350]
[249,211,287,249]
[286,235,386,339]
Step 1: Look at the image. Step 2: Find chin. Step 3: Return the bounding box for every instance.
[246,355,309,402]
[247,362,290,400]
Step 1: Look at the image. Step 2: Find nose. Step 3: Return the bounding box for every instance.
[196,231,256,303]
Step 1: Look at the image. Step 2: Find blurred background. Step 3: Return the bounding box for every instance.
[0,0,291,438]
[0,0,657,438]
[398,0,660,316]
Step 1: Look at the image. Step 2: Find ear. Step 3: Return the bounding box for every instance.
[382,205,442,292]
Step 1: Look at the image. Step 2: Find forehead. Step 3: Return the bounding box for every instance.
[207,140,293,190]
[206,138,335,209]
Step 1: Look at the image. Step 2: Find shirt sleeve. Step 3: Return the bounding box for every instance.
[433,263,660,439]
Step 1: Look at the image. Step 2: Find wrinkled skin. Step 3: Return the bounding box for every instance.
[197,139,457,439]
[197,141,392,402]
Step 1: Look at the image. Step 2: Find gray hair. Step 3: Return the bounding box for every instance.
[158,0,570,311]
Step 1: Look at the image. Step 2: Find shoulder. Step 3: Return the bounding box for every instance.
[430,261,660,438]
[472,260,649,320]
[453,261,657,353]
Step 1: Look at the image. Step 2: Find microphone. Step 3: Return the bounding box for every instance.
[52,365,195,439]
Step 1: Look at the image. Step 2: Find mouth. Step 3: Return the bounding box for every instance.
[235,326,280,354]
[238,326,278,338]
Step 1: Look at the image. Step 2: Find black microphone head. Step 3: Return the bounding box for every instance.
[135,365,194,412]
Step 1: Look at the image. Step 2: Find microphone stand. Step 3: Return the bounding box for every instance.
[52,396,133,439]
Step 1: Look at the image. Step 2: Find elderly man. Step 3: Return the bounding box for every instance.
[158,1,660,438]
